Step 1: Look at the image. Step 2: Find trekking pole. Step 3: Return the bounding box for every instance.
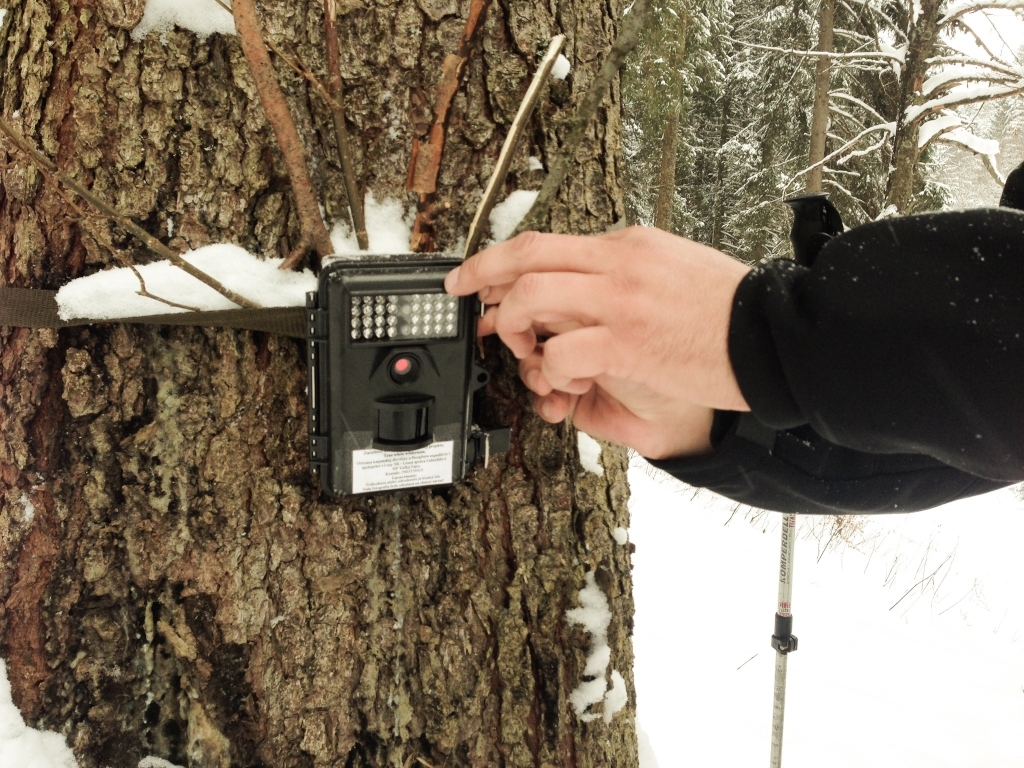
[769,513,798,768]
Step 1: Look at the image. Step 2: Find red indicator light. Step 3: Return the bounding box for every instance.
[393,357,412,375]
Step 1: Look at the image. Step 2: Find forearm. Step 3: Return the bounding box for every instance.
[650,413,1007,515]
[728,208,1024,483]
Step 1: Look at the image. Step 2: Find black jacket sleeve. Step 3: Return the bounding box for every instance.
[652,207,1024,513]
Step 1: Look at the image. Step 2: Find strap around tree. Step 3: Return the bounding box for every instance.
[0,286,307,338]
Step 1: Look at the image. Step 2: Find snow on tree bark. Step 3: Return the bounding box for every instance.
[0,1,637,766]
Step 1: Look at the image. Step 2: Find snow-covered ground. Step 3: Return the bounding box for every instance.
[630,461,1024,768]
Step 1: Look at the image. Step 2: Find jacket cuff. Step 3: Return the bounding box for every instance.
[728,263,806,429]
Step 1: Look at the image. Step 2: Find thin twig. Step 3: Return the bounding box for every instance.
[232,0,334,264]
[725,36,902,61]
[0,114,260,308]
[463,35,565,258]
[120,258,203,313]
[265,37,340,111]
[513,0,652,236]
[324,0,368,250]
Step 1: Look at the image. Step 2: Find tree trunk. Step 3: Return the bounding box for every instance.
[805,0,834,194]
[885,0,943,213]
[654,108,680,231]
[0,2,637,767]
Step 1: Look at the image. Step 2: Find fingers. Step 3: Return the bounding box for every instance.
[520,352,594,396]
[492,272,612,358]
[539,326,619,388]
[533,391,576,423]
[445,231,610,297]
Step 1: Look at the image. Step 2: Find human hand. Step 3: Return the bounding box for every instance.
[445,226,752,459]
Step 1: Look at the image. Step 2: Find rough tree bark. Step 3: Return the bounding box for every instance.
[805,0,833,194]
[885,0,944,213]
[654,108,679,231]
[0,1,637,767]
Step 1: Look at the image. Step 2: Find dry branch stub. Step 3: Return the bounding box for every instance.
[463,35,566,258]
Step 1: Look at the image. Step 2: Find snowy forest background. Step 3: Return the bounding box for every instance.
[622,0,1024,254]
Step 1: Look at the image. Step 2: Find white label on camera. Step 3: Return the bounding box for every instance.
[351,441,454,493]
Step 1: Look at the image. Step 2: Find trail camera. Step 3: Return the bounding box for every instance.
[306,255,509,497]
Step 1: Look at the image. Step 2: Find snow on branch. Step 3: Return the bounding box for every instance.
[918,111,965,146]
[940,0,1024,26]
[830,91,888,123]
[936,131,1005,185]
[906,83,1024,124]
[726,37,905,63]
[927,54,1022,77]
[56,245,316,321]
[922,67,1019,96]
[788,122,896,187]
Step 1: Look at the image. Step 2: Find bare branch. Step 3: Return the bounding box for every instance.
[785,122,895,191]
[940,0,1024,27]
[953,16,1004,63]
[323,0,368,251]
[0,114,260,309]
[725,36,903,61]
[926,54,1021,77]
[830,91,888,123]
[115,256,203,313]
[232,0,334,263]
[513,0,652,236]
[935,134,1005,185]
[463,36,565,258]
[265,37,340,111]
[906,83,1024,125]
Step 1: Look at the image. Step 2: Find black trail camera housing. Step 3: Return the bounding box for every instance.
[306,254,509,497]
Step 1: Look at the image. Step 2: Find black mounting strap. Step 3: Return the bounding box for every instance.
[0,286,307,338]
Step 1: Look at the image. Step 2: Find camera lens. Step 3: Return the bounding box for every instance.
[389,354,420,384]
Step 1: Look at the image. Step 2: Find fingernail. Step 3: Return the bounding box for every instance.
[524,370,539,390]
[444,266,460,292]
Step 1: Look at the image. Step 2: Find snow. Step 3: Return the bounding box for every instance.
[488,190,539,243]
[944,127,1001,156]
[906,84,1020,125]
[551,54,572,81]
[528,156,545,171]
[919,112,963,147]
[0,10,6,26]
[603,670,628,723]
[942,0,1024,24]
[566,571,629,723]
[636,723,661,768]
[328,193,416,257]
[577,431,605,476]
[137,758,184,768]
[612,527,629,545]
[55,244,316,320]
[19,493,34,523]
[131,0,236,41]
[0,660,77,768]
[630,464,1024,767]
